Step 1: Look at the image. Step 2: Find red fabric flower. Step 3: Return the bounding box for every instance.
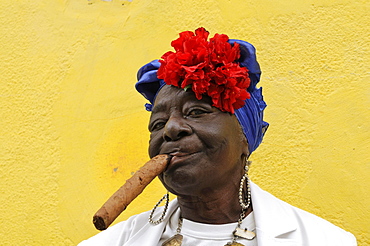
[157,27,251,113]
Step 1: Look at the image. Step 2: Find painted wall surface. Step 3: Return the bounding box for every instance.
[0,0,369,245]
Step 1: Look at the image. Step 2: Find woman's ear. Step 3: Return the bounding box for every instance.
[242,136,250,157]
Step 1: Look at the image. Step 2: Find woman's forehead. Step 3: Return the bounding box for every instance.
[152,86,211,112]
[156,85,183,100]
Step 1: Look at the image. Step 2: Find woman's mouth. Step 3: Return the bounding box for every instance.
[169,152,192,157]
[166,152,199,169]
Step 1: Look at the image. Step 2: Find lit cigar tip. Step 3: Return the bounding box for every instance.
[93,215,107,231]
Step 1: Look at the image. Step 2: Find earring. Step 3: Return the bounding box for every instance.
[239,159,251,210]
[149,192,169,225]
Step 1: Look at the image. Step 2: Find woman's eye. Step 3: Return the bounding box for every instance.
[188,109,207,116]
[151,121,165,131]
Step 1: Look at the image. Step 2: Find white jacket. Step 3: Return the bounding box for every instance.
[79,182,356,246]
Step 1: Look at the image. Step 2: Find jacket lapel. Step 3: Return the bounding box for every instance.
[250,181,299,246]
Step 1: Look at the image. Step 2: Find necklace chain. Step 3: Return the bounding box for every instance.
[177,215,182,234]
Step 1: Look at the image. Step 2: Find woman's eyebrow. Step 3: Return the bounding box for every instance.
[151,103,167,114]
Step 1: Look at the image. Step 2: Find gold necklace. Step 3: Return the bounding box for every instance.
[161,211,255,246]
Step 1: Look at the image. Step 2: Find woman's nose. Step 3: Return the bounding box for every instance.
[163,115,192,141]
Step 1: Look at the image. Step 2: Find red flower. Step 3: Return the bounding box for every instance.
[157,27,251,113]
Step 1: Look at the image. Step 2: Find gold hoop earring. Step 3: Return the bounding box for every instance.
[239,159,251,210]
[149,192,169,225]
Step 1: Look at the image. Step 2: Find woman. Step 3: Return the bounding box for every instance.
[79,28,356,245]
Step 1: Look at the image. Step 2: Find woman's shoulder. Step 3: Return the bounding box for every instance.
[285,199,357,244]
[77,209,152,246]
[78,199,179,246]
[250,181,357,245]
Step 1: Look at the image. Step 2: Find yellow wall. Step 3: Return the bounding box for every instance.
[0,0,369,245]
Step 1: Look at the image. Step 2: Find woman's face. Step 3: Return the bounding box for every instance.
[148,85,249,196]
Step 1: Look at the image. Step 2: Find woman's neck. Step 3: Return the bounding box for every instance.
[176,180,252,224]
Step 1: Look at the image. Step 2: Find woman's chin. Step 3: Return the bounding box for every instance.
[161,170,199,195]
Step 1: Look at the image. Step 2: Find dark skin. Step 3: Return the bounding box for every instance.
[148,85,251,224]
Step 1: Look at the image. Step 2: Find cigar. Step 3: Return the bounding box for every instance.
[93,154,171,230]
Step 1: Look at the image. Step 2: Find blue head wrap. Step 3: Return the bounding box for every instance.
[135,39,268,154]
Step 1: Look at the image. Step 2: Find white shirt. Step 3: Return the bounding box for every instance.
[159,209,257,245]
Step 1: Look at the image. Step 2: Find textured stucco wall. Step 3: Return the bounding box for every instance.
[0,0,369,245]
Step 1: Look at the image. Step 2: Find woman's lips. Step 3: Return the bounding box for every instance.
[169,152,191,157]
[166,152,198,169]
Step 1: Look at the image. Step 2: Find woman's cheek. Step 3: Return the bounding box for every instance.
[149,132,162,157]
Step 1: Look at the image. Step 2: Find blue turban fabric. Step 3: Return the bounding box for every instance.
[135,39,268,154]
